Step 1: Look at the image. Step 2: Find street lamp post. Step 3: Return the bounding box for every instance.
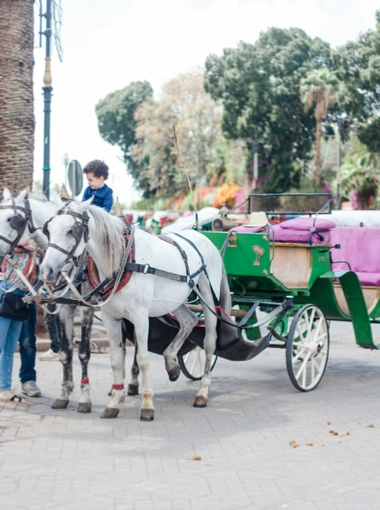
[41,0,53,199]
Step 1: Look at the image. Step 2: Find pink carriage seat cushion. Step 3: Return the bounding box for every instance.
[330,227,380,286]
[273,217,336,244]
[355,273,380,286]
[280,217,337,231]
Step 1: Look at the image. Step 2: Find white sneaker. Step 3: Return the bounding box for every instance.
[21,381,41,397]
[38,349,60,361]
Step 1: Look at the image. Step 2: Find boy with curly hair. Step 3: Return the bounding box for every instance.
[82,159,113,212]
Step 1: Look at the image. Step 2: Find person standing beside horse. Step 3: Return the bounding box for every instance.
[81,160,113,212]
[0,240,38,404]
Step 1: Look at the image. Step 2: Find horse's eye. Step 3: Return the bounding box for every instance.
[7,217,11,222]
[67,229,73,236]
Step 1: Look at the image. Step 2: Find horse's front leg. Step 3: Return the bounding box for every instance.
[121,319,140,395]
[51,305,74,409]
[101,313,124,419]
[133,313,154,421]
[77,306,94,413]
[163,304,198,381]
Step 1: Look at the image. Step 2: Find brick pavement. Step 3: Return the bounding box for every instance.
[1,321,380,509]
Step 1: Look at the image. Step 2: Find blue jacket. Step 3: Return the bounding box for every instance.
[82,184,113,212]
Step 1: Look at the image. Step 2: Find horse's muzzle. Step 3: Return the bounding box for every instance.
[41,266,56,283]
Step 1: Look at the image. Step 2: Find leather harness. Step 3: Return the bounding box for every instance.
[86,231,207,300]
[0,197,40,255]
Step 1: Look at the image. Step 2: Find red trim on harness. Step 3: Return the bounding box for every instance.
[112,384,124,391]
[87,228,135,300]
[81,378,89,385]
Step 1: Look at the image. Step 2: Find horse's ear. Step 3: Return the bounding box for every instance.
[3,187,11,200]
[15,188,28,202]
[76,196,94,212]
[50,192,64,210]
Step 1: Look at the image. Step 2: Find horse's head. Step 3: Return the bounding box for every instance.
[0,187,32,256]
[40,197,93,283]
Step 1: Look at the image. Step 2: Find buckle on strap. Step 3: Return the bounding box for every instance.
[143,264,150,274]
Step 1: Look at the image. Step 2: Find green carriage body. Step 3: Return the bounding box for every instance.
[180,193,380,388]
[203,230,380,350]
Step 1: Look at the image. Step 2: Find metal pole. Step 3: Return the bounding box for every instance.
[42,0,52,199]
[336,115,342,209]
[253,133,258,190]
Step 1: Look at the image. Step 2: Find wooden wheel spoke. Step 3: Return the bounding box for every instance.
[295,351,312,382]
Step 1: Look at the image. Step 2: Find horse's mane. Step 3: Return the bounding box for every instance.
[86,205,127,278]
[28,192,48,202]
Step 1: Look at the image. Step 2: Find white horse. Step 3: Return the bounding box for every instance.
[40,198,231,421]
[0,188,96,412]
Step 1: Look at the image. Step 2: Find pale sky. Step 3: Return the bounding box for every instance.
[33,0,380,206]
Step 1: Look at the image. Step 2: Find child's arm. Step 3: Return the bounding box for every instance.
[103,189,113,212]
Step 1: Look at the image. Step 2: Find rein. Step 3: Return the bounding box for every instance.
[59,225,135,308]
[39,210,135,311]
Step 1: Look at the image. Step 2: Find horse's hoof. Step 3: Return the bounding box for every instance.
[101,407,119,419]
[140,409,154,421]
[168,365,180,382]
[51,399,69,409]
[127,384,139,396]
[193,396,208,408]
[77,402,92,413]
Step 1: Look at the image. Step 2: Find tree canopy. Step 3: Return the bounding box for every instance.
[300,68,339,186]
[132,71,244,198]
[204,27,333,191]
[333,10,380,152]
[95,80,153,168]
[95,12,380,204]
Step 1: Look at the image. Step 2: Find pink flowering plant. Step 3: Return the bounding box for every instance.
[340,152,379,209]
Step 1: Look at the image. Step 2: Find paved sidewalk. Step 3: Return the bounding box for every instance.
[1,321,380,509]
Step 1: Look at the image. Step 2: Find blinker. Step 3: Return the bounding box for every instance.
[10,214,26,230]
[42,221,50,240]
[72,224,84,239]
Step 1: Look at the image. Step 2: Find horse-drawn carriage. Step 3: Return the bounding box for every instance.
[180,192,380,392]
[0,190,379,420]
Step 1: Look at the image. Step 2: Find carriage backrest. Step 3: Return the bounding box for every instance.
[330,227,380,274]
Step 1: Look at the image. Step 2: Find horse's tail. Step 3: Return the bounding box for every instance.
[220,264,231,315]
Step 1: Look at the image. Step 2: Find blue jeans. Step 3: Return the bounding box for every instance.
[19,302,37,384]
[0,283,25,392]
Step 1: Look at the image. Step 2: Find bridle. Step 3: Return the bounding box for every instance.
[0,197,41,255]
[42,209,90,266]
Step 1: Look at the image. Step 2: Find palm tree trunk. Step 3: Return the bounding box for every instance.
[315,118,321,188]
[0,0,35,193]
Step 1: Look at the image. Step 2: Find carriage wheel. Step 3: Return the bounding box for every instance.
[286,305,329,392]
[178,347,217,381]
